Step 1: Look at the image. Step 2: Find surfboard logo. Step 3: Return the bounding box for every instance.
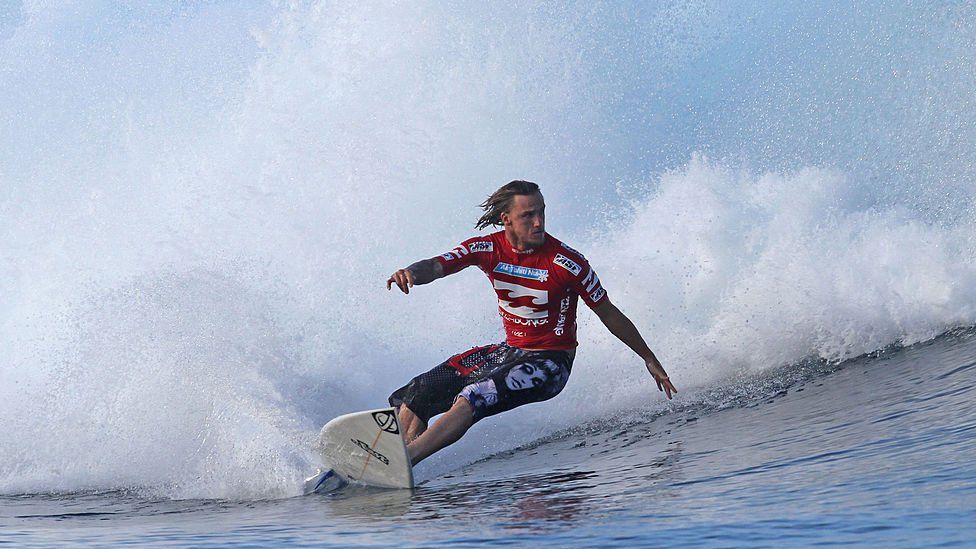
[351,438,390,465]
[372,411,400,434]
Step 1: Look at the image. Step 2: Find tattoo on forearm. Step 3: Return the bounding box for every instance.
[406,258,439,285]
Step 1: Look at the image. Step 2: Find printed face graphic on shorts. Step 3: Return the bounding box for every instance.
[505,362,549,390]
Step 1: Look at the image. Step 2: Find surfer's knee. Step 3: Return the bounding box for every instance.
[450,396,476,430]
[452,394,475,414]
[432,397,475,445]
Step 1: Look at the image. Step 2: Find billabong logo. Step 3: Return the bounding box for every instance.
[553,254,581,276]
[351,438,390,465]
[493,262,548,281]
[372,411,399,434]
[494,280,548,319]
[500,311,548,326]
[468,241,493,253]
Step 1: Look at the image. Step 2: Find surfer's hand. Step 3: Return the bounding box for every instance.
[646,359,676,400]
[387,267,416,294]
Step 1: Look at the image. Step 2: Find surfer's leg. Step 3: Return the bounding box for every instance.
[397,404,427,444]
[389,343,507,444]
[389,363,464,444]
[406,397,475,466]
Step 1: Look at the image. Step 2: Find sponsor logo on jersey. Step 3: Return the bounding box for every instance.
[500,312,550,327]
[581,268,601,293]
[441,244,470,261]
[554,295,572,336]
[493,262,548,282]
[493,279,548,320]
[468,241,493,253]
[590,287,606,302]
[351,438,390,465]
[553,254,581,276]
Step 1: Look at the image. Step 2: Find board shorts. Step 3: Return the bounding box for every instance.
[388,343,574,424]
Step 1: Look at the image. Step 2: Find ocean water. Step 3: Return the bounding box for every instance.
[4,330,976,546]
[2,1,976,546]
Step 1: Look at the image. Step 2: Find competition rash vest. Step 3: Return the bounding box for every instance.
[435,230,607,350]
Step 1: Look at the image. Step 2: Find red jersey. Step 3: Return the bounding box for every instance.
[435,231,608,350]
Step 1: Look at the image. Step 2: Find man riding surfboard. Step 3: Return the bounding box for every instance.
[387,180,676,465]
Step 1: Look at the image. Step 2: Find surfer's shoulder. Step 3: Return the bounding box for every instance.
[546,234,588,261]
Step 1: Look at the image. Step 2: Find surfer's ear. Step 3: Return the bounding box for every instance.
[500,211,512,226]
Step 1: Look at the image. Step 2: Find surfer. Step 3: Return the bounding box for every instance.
[387,180,676,465]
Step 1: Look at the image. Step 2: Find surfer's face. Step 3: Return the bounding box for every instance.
[505,363,547,391]
[502,192,546,250]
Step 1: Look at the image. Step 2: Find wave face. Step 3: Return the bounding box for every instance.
[1,1,974,499]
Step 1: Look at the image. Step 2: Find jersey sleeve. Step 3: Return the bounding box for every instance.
[552,243,609,309]
[434,236,494,276]
[574,259,608,309]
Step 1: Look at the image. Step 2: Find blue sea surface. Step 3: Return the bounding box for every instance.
[3,329,974,546]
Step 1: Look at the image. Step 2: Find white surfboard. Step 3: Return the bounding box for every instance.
[306,407,414,492]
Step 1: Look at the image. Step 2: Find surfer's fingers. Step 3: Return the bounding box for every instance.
[390,270,409,293]
[397,270,411,293]
[663,379,677,399]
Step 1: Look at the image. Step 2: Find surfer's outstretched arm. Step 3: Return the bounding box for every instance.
[593,298,677,399]
[387,258,445,294]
